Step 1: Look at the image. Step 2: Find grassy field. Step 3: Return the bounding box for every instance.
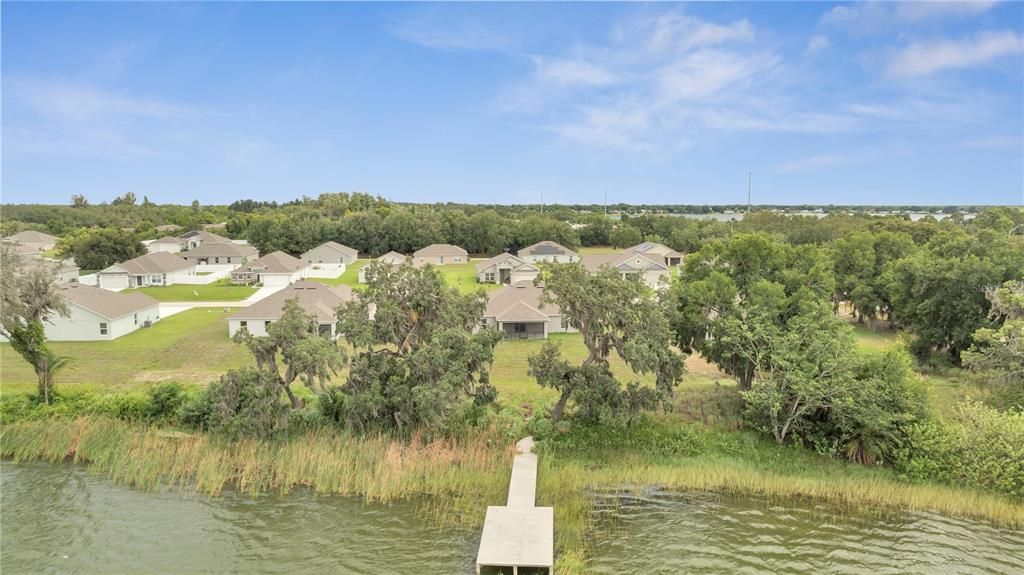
[122,281,258,302]
[311,260,501,295]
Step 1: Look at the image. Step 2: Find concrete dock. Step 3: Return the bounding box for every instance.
[475,437,554,575]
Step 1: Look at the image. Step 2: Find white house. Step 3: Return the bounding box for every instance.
[623,242,683,267]
[36,283,159,341]
[302,241,357,279]
[146,236,185,254]
[230,251,308,287]
[178,242,258,270]
[179,230,232,250]
[358,251,412,283]
[97,252,196,290]
[481,281,573,340]
[228,281,355,338]
[413,244,467,266]
[517,241,578,264]
[580,252,670,289]
[475,252,540,285]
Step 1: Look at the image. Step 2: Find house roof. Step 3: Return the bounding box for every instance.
[377,251,409,265]
[179,242,258,259]
[484,280,560,321]
[154,224,179,233]
[302,241,358,259]
[234,251,307,274]
[151,236,184,244]
[413,243,468,258]
[21,255,79,275]
[100,252,194,275]
[60,283,157,320]
[580,252,667,273]
[475,252,533,273]
[8,230,59,245]
[626,242,682,259]
[518,240,578,258]
[179,230,231,244]
[230,281,354,323]
[4,241,41,256]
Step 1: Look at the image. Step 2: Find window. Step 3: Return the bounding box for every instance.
[485,272,495,282]
[561,317,569,330]
[214,257,220,264]
[134,314,138,326]
[227,257,233,263]
[240,320,247,328]
[265,320,272,329]
[514,323,526,333]
[100,323,108,335]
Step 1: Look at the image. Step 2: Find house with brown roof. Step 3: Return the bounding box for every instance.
[230,251,308,287]
[413,243,467,266]
[178,242,258,269]
[481,281,573,339]
[97,252,196,290]
[179,230,232,250]
[302,241,358,279]
[228,281,354,338]
[5,230,59,252]
[21,254,80,284]
[580,251,670,289]
[358,251,415,283]
[475,252,539,285]
[3,283,159,341]
[146,236,185,254]
[623,241,683,267]
[517,241,578,264]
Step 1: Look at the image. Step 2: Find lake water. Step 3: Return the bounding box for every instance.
[3,463,1022,574]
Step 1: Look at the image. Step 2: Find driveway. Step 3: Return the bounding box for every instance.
[158,285,285,318]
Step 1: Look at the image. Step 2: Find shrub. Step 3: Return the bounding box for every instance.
[145,382,186,422]
[181,368,289,439]
[895,401,1024,499]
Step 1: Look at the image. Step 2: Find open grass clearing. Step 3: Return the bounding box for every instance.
[122,281,257,302]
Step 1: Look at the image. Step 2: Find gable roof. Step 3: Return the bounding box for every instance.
[235,251,307,274]
[179,242,258,259]
[625,242,682,259]
[302,241,358,259]
[60,283,157,320]
[21,254,79,275]
[475,252,533,273]
[377,251,409,264]
[4,241,41,256]
[8,230,59,245]
[484,280,560,321]
[100,252,193,275]
[151,236,184,245]
[413,243,467,258]
[517,241,578,258]
[179,230,231,244]
[230,281,354,323]
[580,252,667,273]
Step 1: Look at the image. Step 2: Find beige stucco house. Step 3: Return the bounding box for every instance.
[517,241,578,264]
[5,230,59,253]
[179,230,232,250]
[97,252,196,290]
[358,251,412,283]
[302,241,357,279]
[228,281,354,338]
[413,244,467,266]
[623,241,683,267]
[481,281,573,340]
[231,251,308,287]
[146,236,185,254]
[3,283,160,341]
[475,253,540,285]
[580,251,670,289]
[178,242,258,269]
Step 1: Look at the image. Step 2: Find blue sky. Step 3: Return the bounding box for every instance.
[3,2,1022,206]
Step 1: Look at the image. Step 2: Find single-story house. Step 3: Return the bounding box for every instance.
[34,283,158,341]
[146,236,185,254]
[481,281,573,340]
[22,255,80,284]
[5,230,59,253]
[302,241,358,265]
[231,251,308,287]
[358,251,413,283]
[3,240,42,258]
[178,242,258,268]
[517,241,578,264]
[413,244,467,266]
[154,224,179,234]
[97,252,196,290]
[228,281,354,338]
[179,230,232,250]
[475,253,540,285]
[624,242,683,267]
[580,252,670,289]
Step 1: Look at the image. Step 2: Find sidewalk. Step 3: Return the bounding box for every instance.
[158,285,285,318]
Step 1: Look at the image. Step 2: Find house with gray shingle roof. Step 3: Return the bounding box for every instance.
[179,230,232,250]
[481,281,573,339]
[475,252,539,285]
[580,251,670,289]
[178,242,258,268]
[5,230,59,252]
[146,236,185,254]
[302,241,358,279]
[0,283,160,341]
[623,242,683,267]
[97,252,196,290]
[517,241,578,264]
[413,243,467,265]
[228,281,355,338]
[230,251,308,287]
[358,251,419,283]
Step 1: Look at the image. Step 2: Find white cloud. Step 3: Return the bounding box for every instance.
[634,13,755,53]
[389,15,515,52]
[775,153,847,173]
[962,136,1022,149]
[887,31,1024,77]
[7,77,188,121]
[821,1,999,32]
[654,50,778,103]
[807,34,830,53]
[532,57,617,88]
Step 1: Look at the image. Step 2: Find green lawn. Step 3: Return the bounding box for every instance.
[0,308,250,390]
[122,281,258,302]
[311,260,501,295]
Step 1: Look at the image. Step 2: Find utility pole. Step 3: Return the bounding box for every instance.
[604,188,607,217]
[541,190,544,215]
[747,172,752,214]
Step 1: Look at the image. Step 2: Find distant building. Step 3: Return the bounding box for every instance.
[517,241,578,264]
[179,230,232,250]
[5,230,59,253]
[302,241,358,266]
[0,283,160,341]
[475,253,539,285]
[146,236,185,254]
[481,281,573,340]
[623,242,683,267]
[178,242,258,268]
[358,251,414,283]
[413,244,467,266]
[97,252,196,290]
[230,251,308,287]
[228,281,355,338]
[580,252,669,289]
